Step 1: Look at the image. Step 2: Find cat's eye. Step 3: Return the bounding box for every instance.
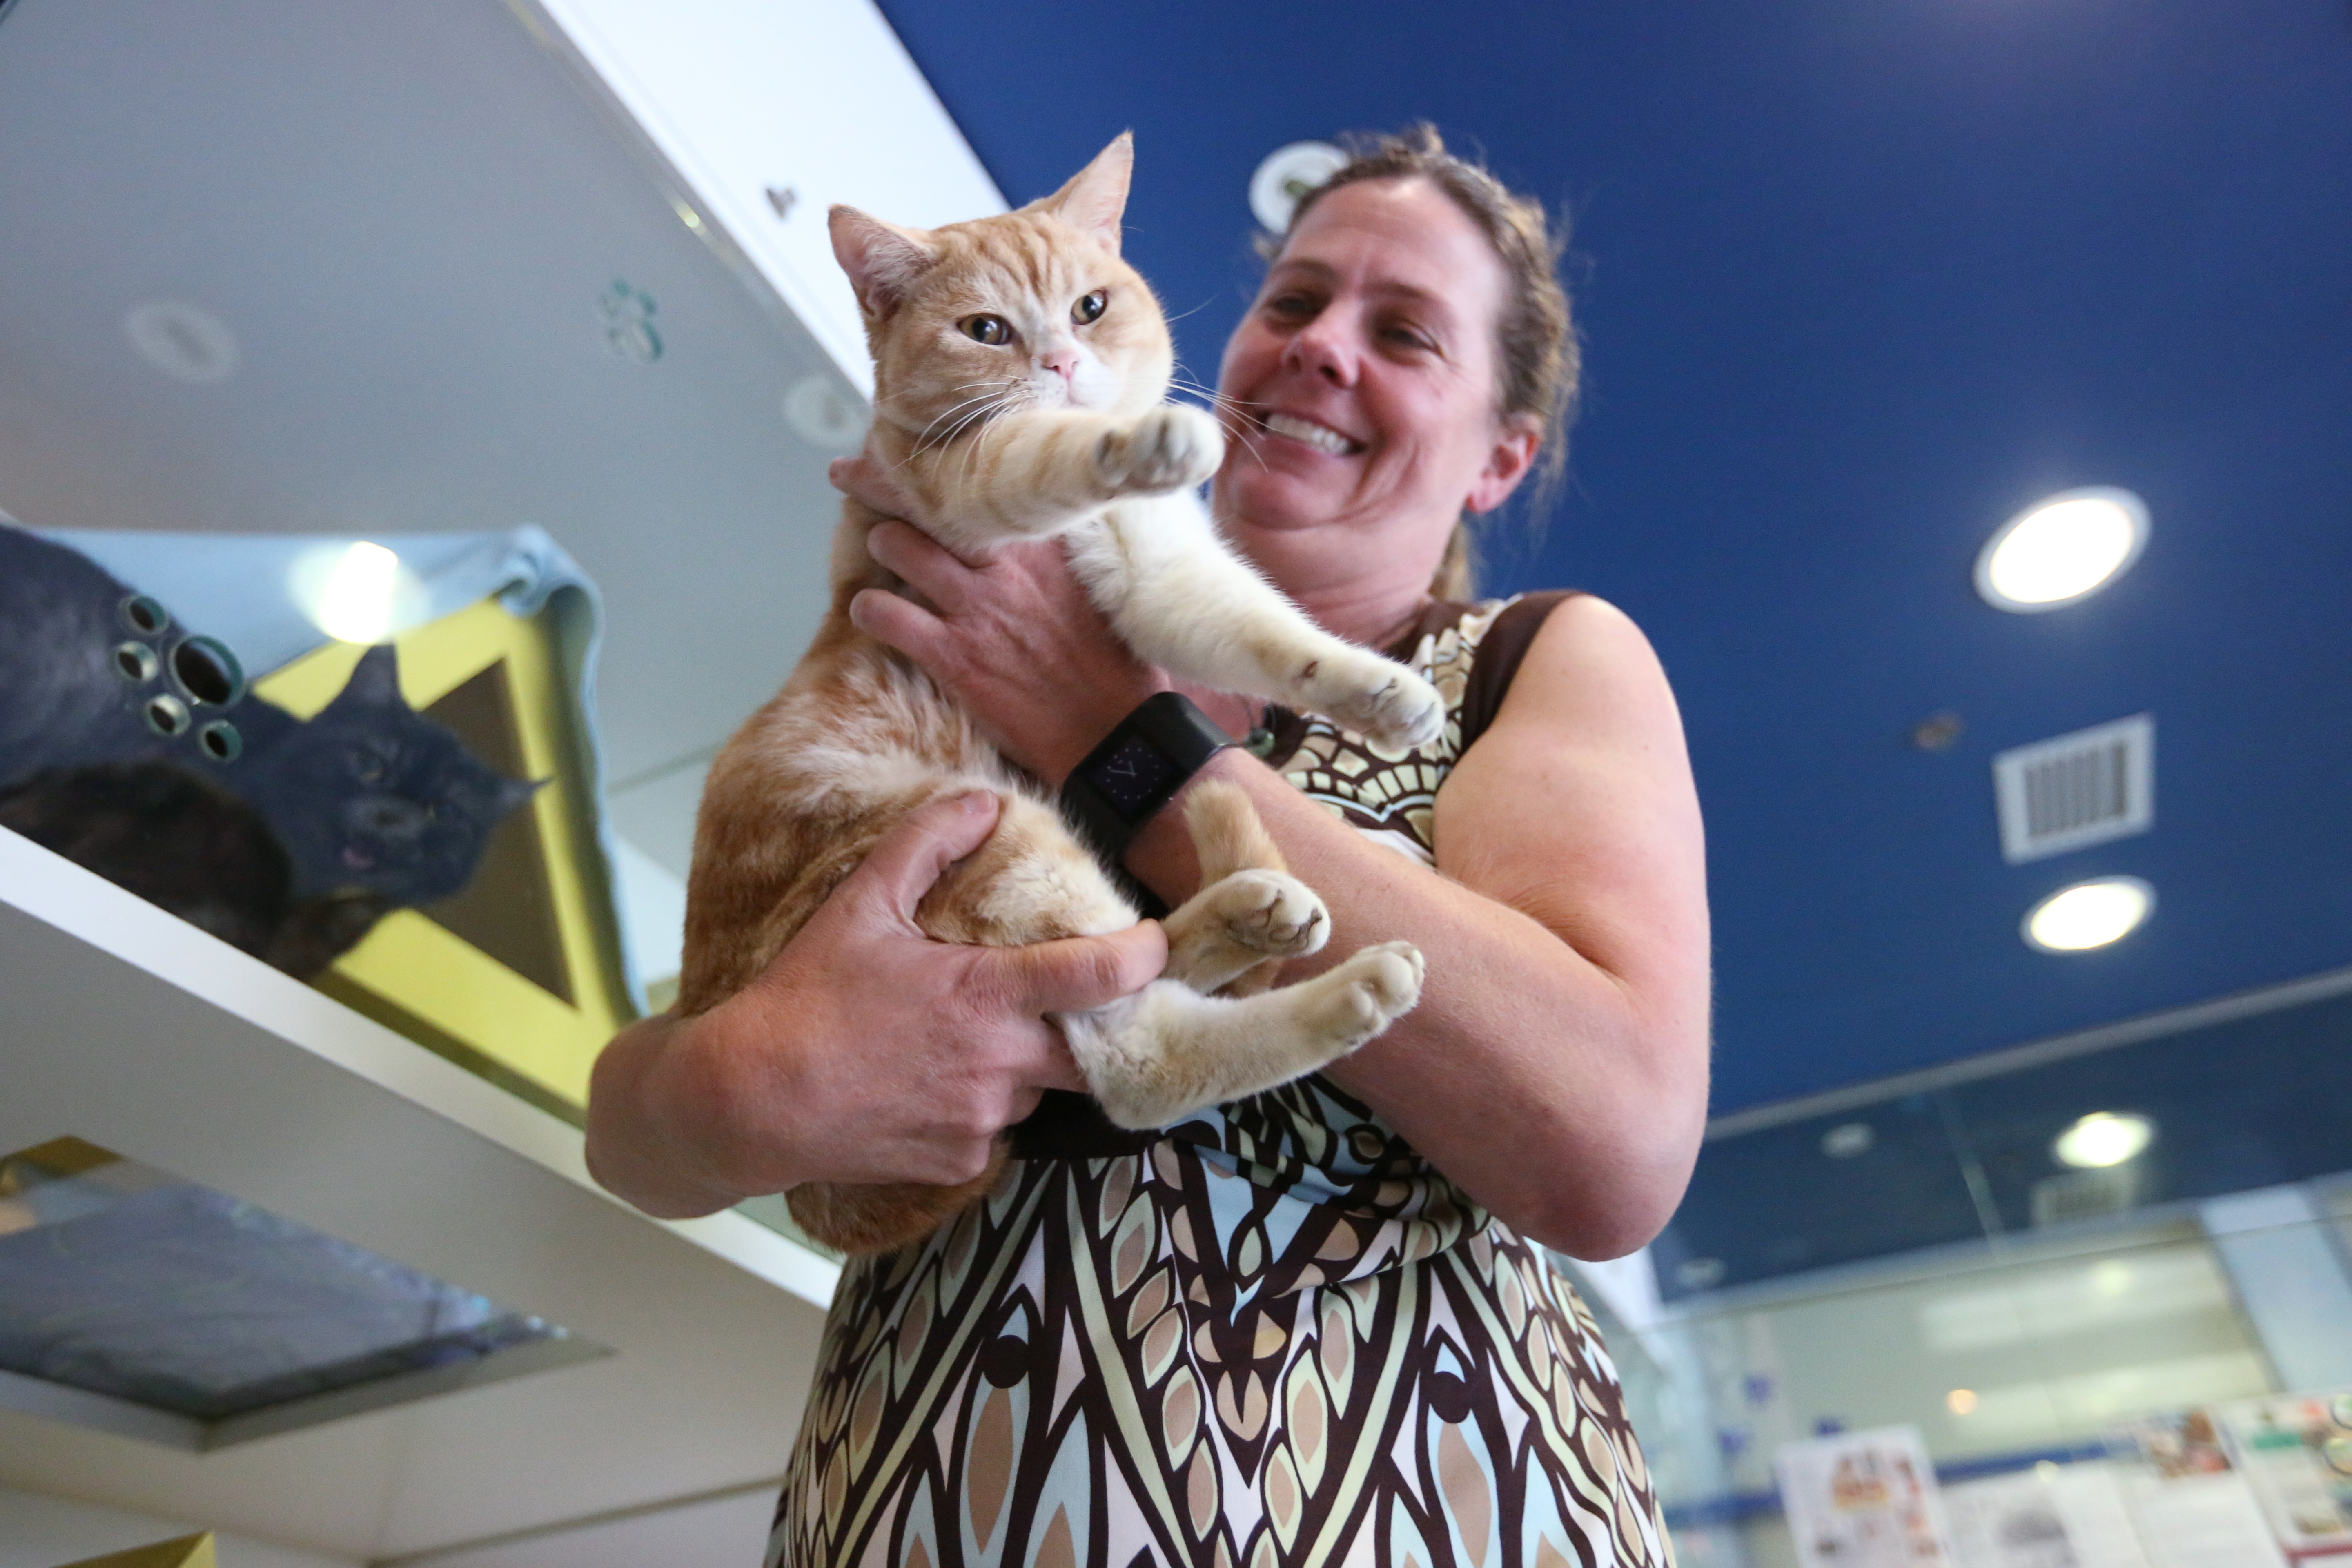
[1072,290,1107,325]
[353,753,388,784]
[962,314,1012,345]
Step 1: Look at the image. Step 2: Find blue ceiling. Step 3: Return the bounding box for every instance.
[874,0,2352,1115]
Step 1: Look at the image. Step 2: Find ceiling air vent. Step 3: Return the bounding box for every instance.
[1992,713,2153,865]
[2029,1164,2144,1228]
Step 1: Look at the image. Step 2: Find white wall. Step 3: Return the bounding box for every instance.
[385,1481,776,1568]
[0,1485,357,1568]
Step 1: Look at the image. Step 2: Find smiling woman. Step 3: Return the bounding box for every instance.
[737,126,1711,1568]
[1225,124,1578,608]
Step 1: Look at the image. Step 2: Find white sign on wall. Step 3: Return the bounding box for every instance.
[1777,1424,1960,1568]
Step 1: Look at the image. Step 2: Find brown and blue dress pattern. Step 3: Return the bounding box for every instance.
[772,597,1674,1568]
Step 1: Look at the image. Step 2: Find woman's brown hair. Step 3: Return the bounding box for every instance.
[1266,124,1578,600]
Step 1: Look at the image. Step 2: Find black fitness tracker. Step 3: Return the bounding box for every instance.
[1059,691,1234,858]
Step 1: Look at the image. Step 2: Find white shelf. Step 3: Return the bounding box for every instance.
[0,827,835,1560]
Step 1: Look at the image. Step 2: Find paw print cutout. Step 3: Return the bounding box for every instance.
[599,280,663,364]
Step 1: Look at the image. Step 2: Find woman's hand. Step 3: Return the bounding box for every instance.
[831,455,1165,785]
[586,792,1167,1219]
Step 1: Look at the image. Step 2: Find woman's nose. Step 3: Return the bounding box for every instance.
[1283,314,1356,386]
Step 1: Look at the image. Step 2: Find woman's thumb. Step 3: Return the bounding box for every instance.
[989,921,1169,1016]
[842,791,1001,925]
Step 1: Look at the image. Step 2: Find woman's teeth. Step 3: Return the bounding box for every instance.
[1263,413,1361,456]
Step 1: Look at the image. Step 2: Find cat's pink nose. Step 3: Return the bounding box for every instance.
[1039,347,1080,383]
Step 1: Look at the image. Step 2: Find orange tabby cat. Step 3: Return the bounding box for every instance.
[680,135,1440,1256]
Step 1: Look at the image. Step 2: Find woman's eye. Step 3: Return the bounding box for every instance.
[1266,294,1315,318]
[1379,317,1437,351]
[1072,290,1107,325]
[962,315,1013,345]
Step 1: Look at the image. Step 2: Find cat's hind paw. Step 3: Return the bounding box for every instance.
[1312,940,1426,1053]
[1097,404,1223,497]
[1160,866,1330,993]
[1213,869,1329,959]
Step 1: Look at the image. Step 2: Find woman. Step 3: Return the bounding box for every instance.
[593,127,1707,1568]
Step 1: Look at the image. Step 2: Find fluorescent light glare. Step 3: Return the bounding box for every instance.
[1976,487,2148,612]
[1947,1388,1979,1415]
[1820,1123,1875,1159]
[2053,1111,2154,1170]
[297,541,405,644]
[2023,875,2152,952]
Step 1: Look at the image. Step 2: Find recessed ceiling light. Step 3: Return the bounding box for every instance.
[1820,1123,1875,1158]
[289,541,415,644]
[1975,487,2148,612]
[1249,141,1346,233]
[1946,1388,1979,1415]
[2053,1111,2154,1169]
[1674,1257,1726,1290]
[2022,875,2152,952]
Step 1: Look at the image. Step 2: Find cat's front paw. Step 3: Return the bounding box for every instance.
[1306,655,1447,751]
[1096,404,1223,496]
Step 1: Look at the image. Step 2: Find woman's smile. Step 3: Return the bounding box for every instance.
[1215,177,1520,550]
[1258,409,1367,457]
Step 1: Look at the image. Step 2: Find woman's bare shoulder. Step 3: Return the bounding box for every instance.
[1435,592,1707,982]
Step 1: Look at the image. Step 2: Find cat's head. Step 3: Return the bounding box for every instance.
[831,134,1173,437]
[235,645,539,905]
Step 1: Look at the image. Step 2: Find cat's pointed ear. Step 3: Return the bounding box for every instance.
[1040,132,1134,252]
[339,644,407,710]
[497,775,547,816]
[829,207,940,317]
[1039,135,1129,252]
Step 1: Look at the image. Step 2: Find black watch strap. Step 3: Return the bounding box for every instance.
[1059,692,1233,859]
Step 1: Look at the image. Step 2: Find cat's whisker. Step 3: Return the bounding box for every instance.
[953,402,1007,493]
[1219,411,1276,475]
[911,385,1020,457]
[915,385,1013,435]
[945,388,1023,492]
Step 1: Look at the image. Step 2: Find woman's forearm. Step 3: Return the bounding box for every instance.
[1123,749,1708,1258]
[588,1011,774,1220]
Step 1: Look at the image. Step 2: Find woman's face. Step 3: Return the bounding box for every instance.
[1214,177,1535,540]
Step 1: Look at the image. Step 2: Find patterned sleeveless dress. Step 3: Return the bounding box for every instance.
[769,594,1675,1568]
